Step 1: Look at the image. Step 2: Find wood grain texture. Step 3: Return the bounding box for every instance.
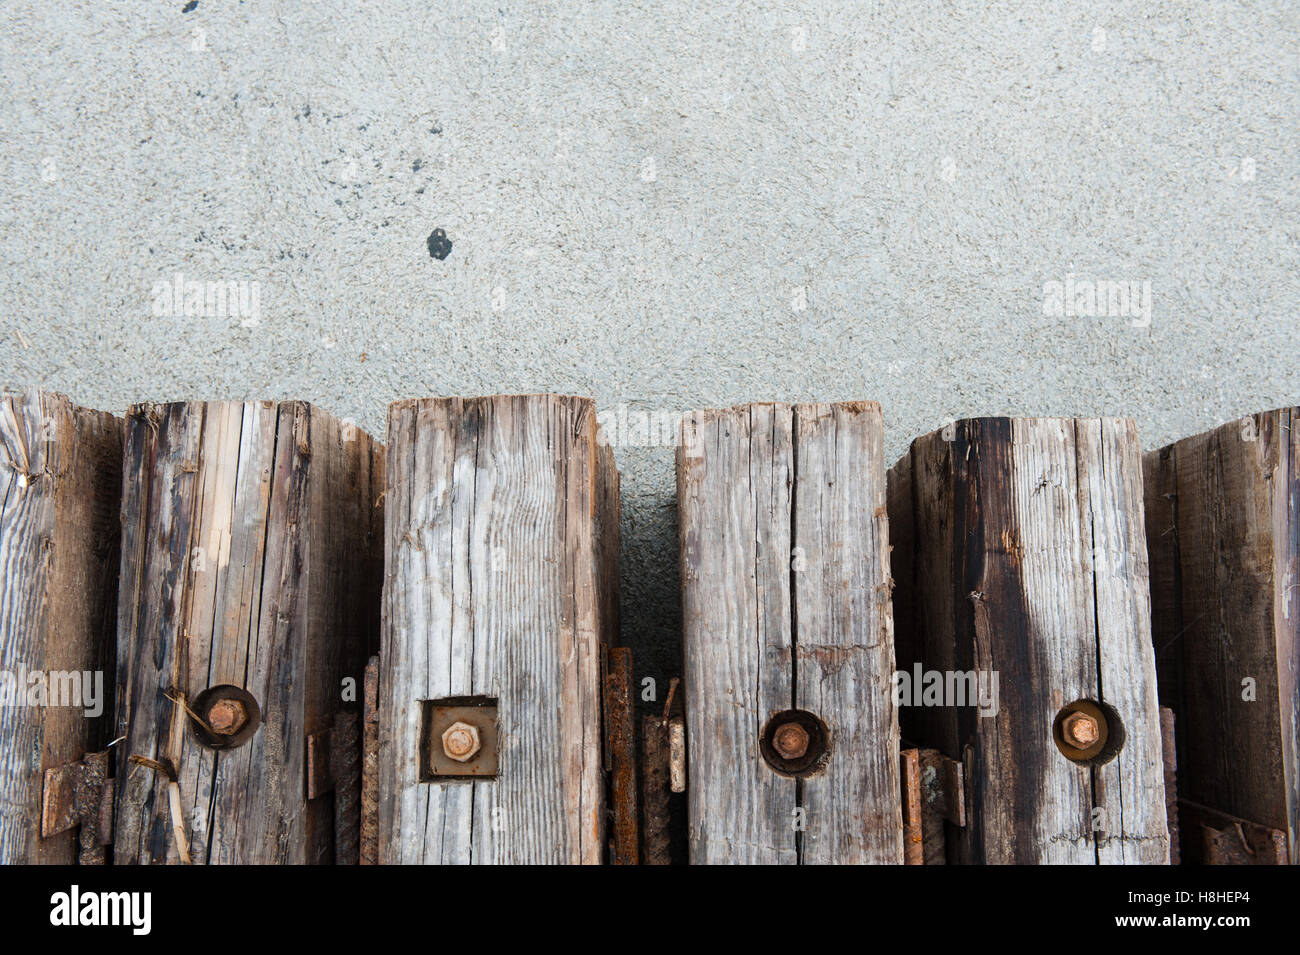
[1144,409,1299,863]
[113,401,383,864]
[678,402,902,864]
[379,395,618,864]
[0,389,122,864]
[888,417,1168,864]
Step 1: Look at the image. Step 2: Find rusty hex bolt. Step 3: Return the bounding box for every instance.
[1062,711,1100,750]
[207,699,248,736]
[772,721,810,760]
[441,721,481,762]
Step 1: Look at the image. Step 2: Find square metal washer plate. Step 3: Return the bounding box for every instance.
[420,699,499,780]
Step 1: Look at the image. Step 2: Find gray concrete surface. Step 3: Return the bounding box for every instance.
[2,1,1297,694]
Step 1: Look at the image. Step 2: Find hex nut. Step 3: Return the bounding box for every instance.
[772,722,810,760]
[207,699,248,736]
[441,721,482,762]
[1062,711,1100,750]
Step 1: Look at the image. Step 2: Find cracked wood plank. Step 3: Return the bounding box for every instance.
[1144,408,1299,864]
[888,417,1168,864]
[113,401,383,864]
[0,389,122,864]
[678,402,901,864]
[379,395,618,864]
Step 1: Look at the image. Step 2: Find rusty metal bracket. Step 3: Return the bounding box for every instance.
[41,750,112,864]
[900,745,965,865]
[1159,704,1287,866]
[1179,800,1288,865]
[919,748,965,828]
[305,709,363,864]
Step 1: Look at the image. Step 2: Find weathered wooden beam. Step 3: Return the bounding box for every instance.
[0,389,122,864]
[678,402,902,864]
[379,395,619,864]
[888,417,1168,864]
[1144,408,1299,864]
[113,401,383,864]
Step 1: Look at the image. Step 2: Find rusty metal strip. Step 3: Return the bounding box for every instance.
[900,748,923,865]
[360,655,380,866]
[1159,706,1180,865]
[640,715,672,865]
[331,712,361,865]
[306,727,334,801]
[1179,800,1288,865]
[605,647,638,865]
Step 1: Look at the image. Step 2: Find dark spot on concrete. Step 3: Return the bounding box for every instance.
[182,0,198,11]
[412,159,424,172]
[427,228,452,260]
[430,124,442,135]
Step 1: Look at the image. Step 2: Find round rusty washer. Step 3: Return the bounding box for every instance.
[190,685,261,750]
[1052,699,1124,766]
[759,709,830,778]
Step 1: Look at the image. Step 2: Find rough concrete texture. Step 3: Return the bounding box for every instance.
[1,1,1297,696]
